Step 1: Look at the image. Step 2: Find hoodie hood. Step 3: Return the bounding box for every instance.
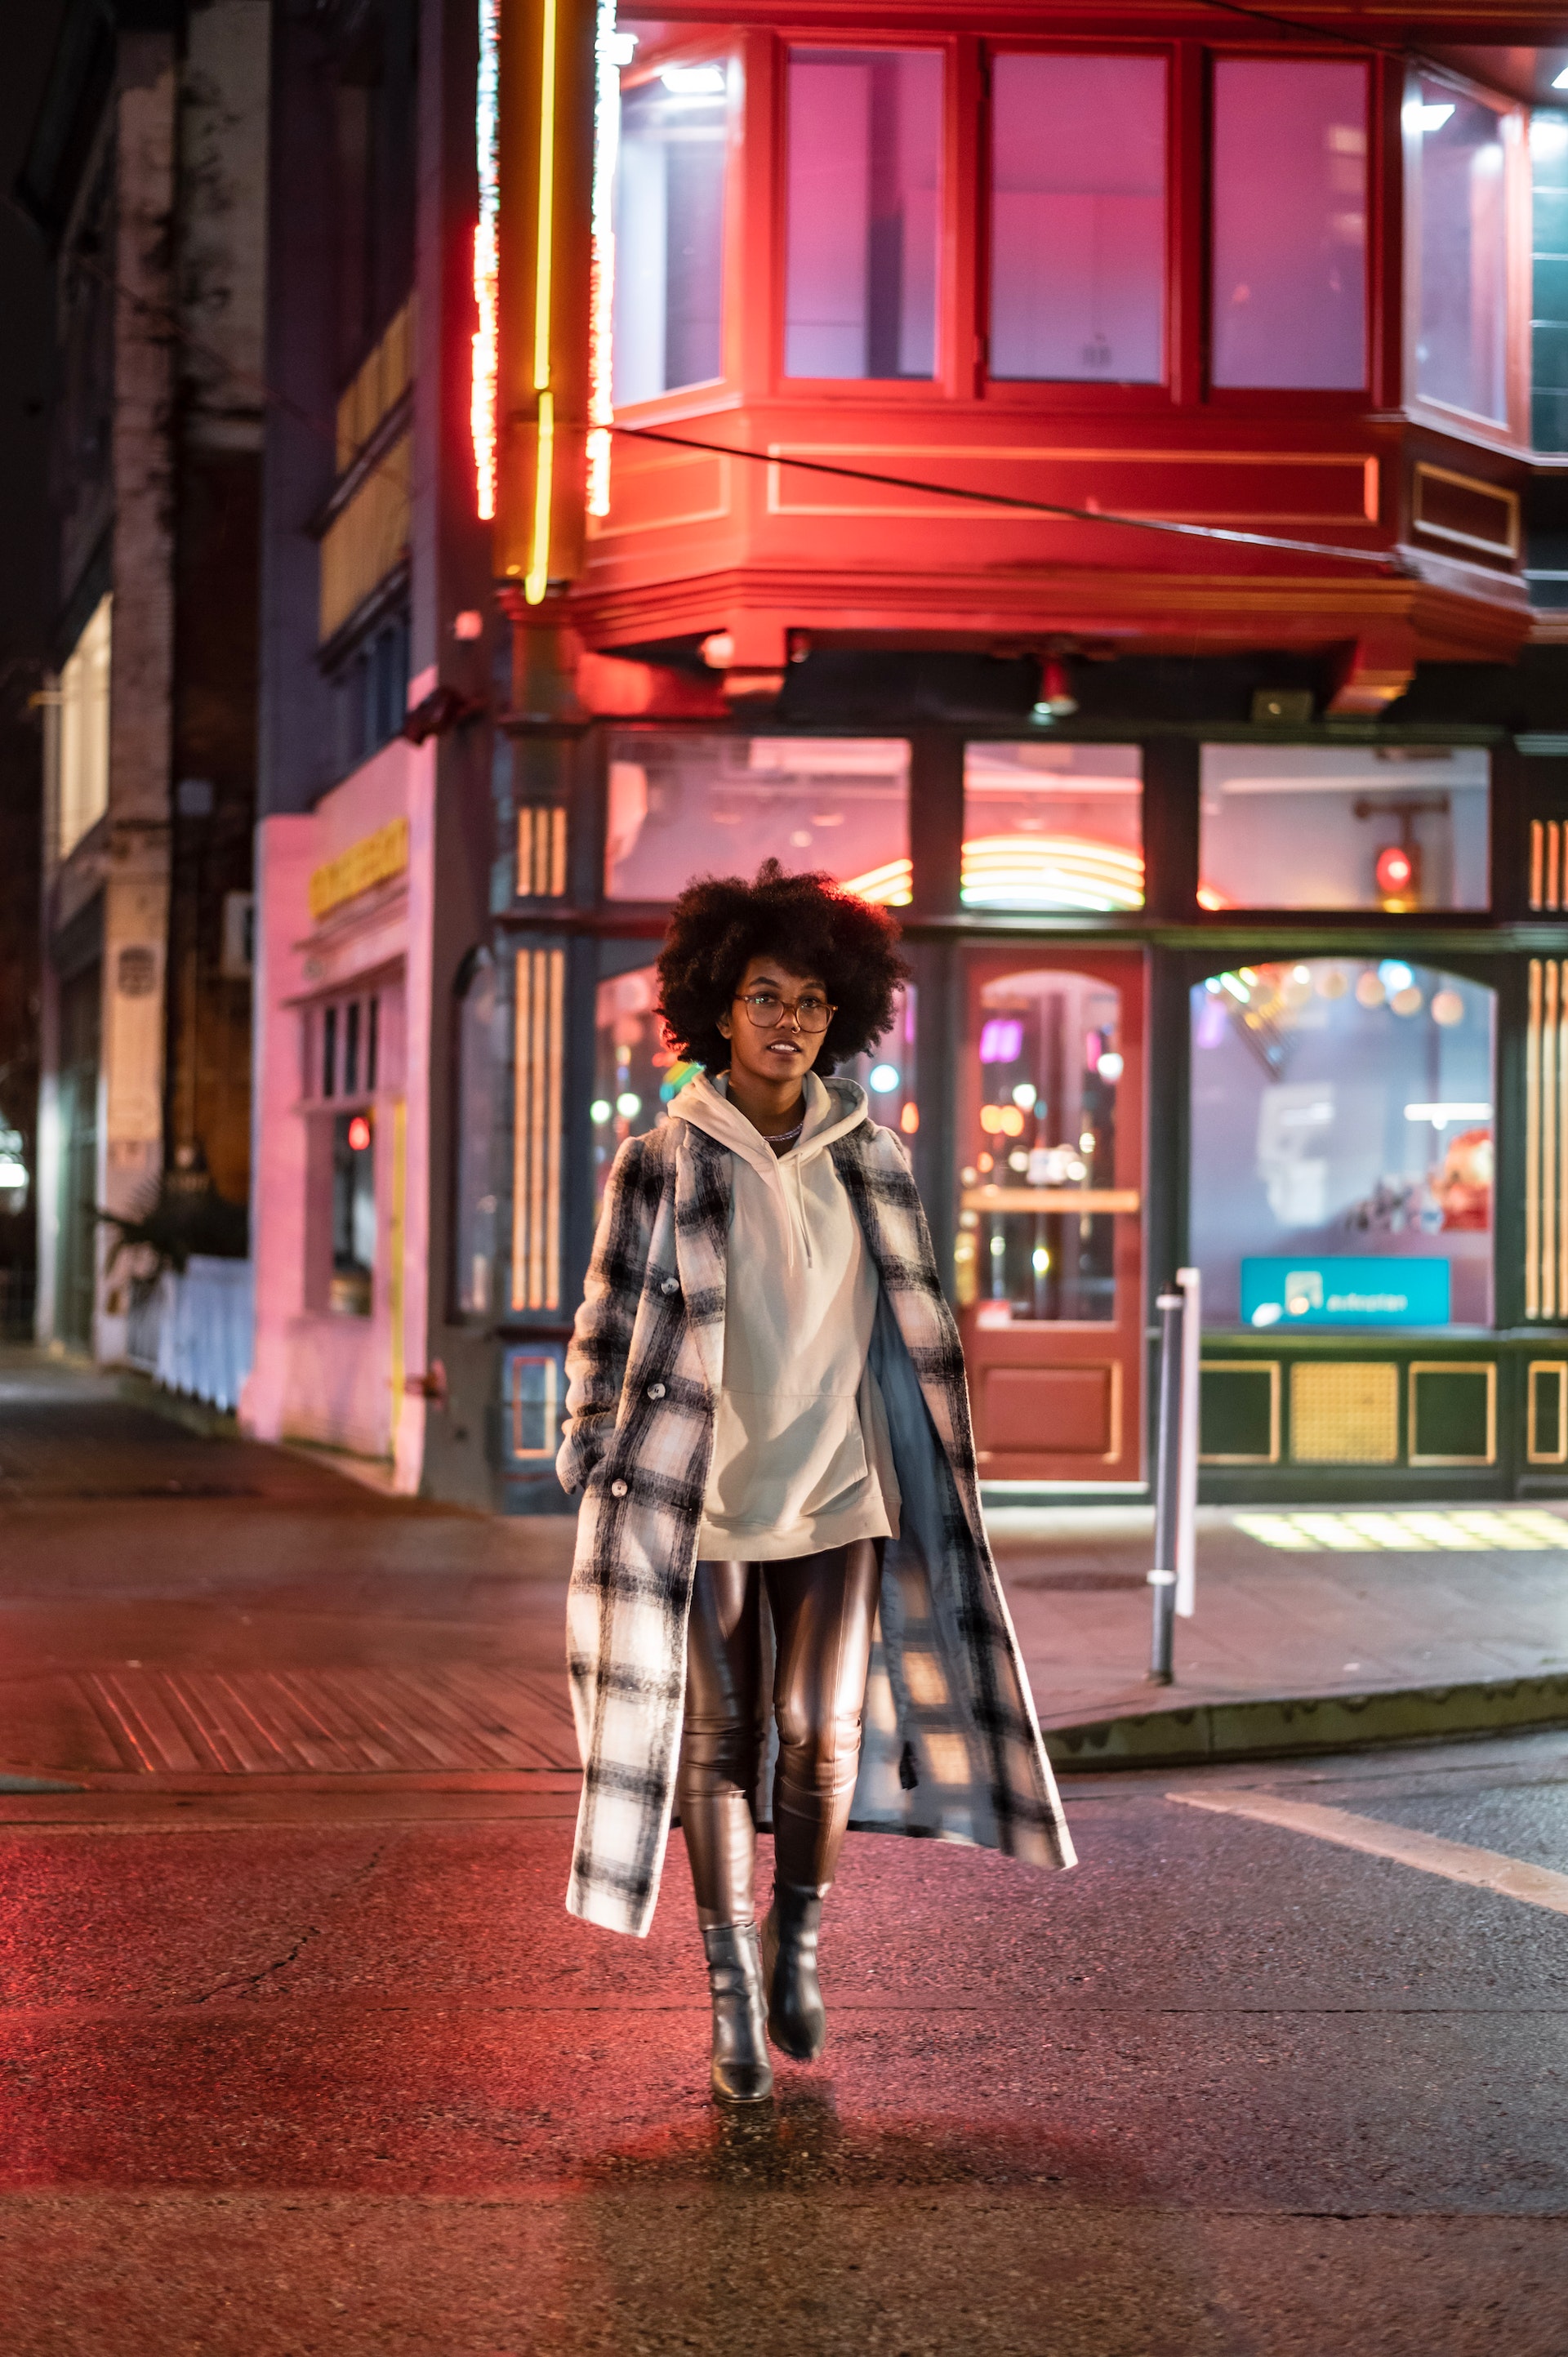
[667,1069,869,1270]
[668,1068,868,1169]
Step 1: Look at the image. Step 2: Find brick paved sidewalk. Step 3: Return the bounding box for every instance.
[1,1348,1564,1786]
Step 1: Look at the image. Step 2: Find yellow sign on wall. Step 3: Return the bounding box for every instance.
[309,817,410,923]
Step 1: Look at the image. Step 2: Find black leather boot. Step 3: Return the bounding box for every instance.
[762,1882,826,2061]
[702,1923,773,2105]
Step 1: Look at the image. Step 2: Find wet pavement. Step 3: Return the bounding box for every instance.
[1,1353,1566,2352]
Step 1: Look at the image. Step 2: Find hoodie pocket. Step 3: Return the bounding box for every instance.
[706,1388,870,1529]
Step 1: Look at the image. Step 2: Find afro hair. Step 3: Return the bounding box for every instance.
[656,859,910,1076]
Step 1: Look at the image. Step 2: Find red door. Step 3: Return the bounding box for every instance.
[957,949,1146,1484]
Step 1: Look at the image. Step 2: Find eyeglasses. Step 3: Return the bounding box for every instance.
[734,990,835,1034]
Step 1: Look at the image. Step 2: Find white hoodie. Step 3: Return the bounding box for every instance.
[668,1068,902,1562]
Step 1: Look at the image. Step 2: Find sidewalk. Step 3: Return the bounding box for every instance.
[0,1348,1565,1787]
[987,1504,1568,1767]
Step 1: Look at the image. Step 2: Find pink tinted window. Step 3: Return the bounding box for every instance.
[1412,82,1508,423]
[1211,59,1368,390]
[785,49,942,379]
[989,54,1165,383]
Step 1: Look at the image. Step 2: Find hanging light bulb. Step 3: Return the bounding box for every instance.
[1034,654,1078,720]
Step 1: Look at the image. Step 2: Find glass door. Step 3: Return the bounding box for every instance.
[957,950,1145,1482]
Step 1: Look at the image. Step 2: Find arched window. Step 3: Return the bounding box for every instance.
[454,949,497,1314]
[1191,959,1494,1331]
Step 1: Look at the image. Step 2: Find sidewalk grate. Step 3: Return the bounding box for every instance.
[1234,1508,1568,1553]
[71,1664,581,1775]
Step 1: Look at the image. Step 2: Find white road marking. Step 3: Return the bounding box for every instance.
[1168,1789,1568,1916]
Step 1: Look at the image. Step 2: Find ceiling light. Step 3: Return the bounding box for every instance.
[661,65,725,95]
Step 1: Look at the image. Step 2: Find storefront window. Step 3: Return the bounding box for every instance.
[1200,746,1489,911]
[454,951,497,1314]
[331,1109,376,1316]
[606,734,911,902]
[594,960,668,1202]
[1191,960,1494,1330]
[840,982,918,1142]
[785,48,942,379]
[1410,80,1508,424]
[989,54,1165,385]
[1211,59,1367,390]
[962,742,1142,911]
[957,969,1125,1321]
[613,58,728,403]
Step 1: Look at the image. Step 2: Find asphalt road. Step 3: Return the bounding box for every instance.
[0,1361,1564,2354]
[2,1735,1565,2355]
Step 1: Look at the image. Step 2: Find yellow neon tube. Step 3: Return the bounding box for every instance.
[533,0,558,393]
[526,389,555,602]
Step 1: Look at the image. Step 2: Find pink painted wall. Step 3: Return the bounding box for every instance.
[242,722,436,1488]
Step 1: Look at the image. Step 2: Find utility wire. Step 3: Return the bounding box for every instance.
[613,424,1407,572]
[1187,0,1422,66]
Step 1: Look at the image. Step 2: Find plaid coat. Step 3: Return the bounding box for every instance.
[558,1107,1076,1936]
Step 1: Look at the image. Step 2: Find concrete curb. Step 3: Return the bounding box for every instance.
[1045,1671,1568,1771]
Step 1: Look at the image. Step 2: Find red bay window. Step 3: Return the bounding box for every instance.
[784,47,943,380]
[988,53,1166,385]
[1209,57,1369,391]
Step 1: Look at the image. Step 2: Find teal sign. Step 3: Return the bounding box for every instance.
[1241,1257,1450,1329]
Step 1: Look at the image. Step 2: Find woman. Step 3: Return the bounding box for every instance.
[559,861,1075,2104]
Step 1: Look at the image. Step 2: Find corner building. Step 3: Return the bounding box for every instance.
[491,4,1568,1512]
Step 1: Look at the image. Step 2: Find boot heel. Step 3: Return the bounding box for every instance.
[762,1883,826,2062]
[702,1923,773,2105]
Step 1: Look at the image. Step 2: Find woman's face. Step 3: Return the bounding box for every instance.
[716,955,831,1095]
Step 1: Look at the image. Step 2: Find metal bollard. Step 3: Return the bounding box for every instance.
[1147,1288,1184,1684]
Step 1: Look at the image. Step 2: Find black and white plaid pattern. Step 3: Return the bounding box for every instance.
[559,1115,1076,1936]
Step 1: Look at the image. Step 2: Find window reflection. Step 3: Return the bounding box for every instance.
[613,56,728,403]
[1191,960,1494,1330]
[989,54,1165,384]
[1200,745,1489,911]
[331,1109,376,1317]
[605,734,911,902]
[1211,60,1367,390]
[1411,81,1508,423]
[1531,112,1568,452]
[840,983,918,1143]
[958,969,1122,1323]
[594,961,669,1202]
[963,742,1142,910]
[785,48,942,379]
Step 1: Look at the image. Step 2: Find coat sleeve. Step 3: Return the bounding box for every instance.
[556,1134,656,1494]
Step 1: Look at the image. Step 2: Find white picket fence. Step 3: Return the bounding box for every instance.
[126,1256,254,1413]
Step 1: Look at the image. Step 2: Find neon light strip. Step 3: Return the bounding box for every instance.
[586,0,619,515]
[526,389,555,604]
[533,0,558,391]
[472,0,501,519]
[844,840,1227,915]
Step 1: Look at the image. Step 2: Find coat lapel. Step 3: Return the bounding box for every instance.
[672,1124,730,1400]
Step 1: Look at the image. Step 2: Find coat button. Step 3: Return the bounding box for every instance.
[647,1383,665,1399]
[662,1277,679,1294]
[610,1479,628,1497]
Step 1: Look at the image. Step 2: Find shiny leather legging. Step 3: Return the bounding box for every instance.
[677,1539,883,1930]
